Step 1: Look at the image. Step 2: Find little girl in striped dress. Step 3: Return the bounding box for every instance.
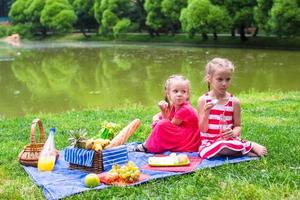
[197,58,268,159]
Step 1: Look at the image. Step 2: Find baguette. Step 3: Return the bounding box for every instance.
[105,119,141,149]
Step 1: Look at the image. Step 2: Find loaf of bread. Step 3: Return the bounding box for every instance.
[105,119,141,149]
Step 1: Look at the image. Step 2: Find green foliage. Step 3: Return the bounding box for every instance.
[8,0,31,23]
[254,0,273,33]
[24,0,45,23]
[161,0,187,33]
[72,0,97,36]
[40,0,77,33]
[180,0,230,38]
[94,0,133,37]
[268,0,300,37]
[94,0,102,25]
[113,18,131,37]
[144,0,166,31]
[0,25,9,37]
[101,9,119,34]
[5,0,300,38]
[8,24,33,38]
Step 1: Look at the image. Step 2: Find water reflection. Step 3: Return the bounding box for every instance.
[0,42,299,117]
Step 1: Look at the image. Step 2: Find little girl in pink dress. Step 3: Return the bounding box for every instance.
[135,75,201,153]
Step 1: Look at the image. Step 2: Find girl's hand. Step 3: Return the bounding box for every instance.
[158,100,168,111]
[204,102,215,112]
[221,128,236,139]
[158,100,169,118]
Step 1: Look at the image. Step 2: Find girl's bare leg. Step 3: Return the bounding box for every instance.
[212,148,242,157]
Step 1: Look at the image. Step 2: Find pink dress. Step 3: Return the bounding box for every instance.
[198,94,252,159]
[145,101,201,153]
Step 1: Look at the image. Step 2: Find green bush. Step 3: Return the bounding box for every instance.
[8,24,33,38]
[113,18,131,38]
[0,25,9,37]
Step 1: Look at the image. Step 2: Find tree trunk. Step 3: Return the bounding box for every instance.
[253,27,259,37]
[171,26,175,36]
[213,32,218,40]
[80,24,90,38]
[231,28,235,37]
[147,29,155,37]
[202,33,208,40]
[42,28,47,37]
[239,25,247,41]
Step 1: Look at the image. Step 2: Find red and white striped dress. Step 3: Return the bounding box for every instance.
[198,93,252,159]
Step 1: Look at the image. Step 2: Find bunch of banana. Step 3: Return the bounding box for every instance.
[84,138,111,151]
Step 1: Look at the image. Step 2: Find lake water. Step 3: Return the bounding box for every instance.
[0,41,299,118]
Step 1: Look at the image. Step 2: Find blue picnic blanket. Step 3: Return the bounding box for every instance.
[23,144,259,200]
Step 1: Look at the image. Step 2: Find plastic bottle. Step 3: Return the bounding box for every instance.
[38,128,57,172]
[219,113,228,134]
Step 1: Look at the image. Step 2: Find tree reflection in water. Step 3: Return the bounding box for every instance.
[1,44,299,117]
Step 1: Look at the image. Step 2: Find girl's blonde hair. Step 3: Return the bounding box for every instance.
[164,74,190,105]
[205,58,235,91]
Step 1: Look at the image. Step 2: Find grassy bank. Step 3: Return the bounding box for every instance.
[0,91,300,199]
[38,33,300,50]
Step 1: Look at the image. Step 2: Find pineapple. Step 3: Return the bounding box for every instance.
[68,129,87,149]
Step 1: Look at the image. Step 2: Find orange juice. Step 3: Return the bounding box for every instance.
[38,155,56,171]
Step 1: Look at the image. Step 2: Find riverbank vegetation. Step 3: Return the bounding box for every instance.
[1,91,299,199]
[1,0,299,43]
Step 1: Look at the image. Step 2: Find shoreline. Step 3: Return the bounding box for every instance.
[27,33,300,51]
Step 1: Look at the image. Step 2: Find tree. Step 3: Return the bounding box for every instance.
[24,0,47,35]
[72,0,97,37]
[94,0,132,37]
[40,0,77,33]
[144,0,167,36]
[254,0,273,36]
[180,0,210,39]
[161,0,187,35]
[180,0,230,40]
[211,0,257,41]
[207,5,231,39]
[8,0,42,36]
[131,0,147,32]
[113,18,131,37]
[8,0,30,23]
[268,0,300,37]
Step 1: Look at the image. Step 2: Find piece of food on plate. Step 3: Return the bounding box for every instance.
[148,153,190,166]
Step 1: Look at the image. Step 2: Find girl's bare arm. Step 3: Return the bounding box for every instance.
[198,96,213,132]
[232,97,242,137]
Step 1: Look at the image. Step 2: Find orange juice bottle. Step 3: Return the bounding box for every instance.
[38,155,56,171]
[38,128,57,172]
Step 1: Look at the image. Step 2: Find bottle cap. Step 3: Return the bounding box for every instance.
[50,128,56,132]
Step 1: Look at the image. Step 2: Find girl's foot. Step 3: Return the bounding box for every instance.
[133,144,147,152]
[251,142,268,157]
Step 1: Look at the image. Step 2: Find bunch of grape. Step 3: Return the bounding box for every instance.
[109,161,140,183]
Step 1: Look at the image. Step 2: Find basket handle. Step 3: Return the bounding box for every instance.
[30,118,46,144]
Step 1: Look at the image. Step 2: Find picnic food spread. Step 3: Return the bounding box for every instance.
[102,161,141,184]
[148,153,190,166]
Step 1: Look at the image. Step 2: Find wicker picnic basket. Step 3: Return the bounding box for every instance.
[67,119,140,173]
[18,118,46,167]
[69,150,103,173]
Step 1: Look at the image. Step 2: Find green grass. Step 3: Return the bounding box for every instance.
[0,91,299,199]
[36,33,300,50]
